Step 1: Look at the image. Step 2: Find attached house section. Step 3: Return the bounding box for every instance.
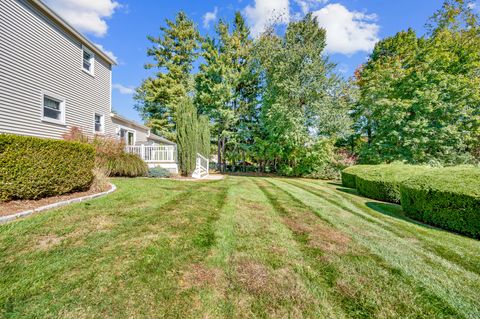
[111,113,179,173]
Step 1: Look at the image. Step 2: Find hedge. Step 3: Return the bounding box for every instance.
[0,134,95,201]
[341,165,372,188]
[400,166,480,239]
[354,164,431,203]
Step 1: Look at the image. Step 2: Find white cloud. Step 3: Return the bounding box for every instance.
[203,7,218,29]
[312,3,379,55]
[94,43,118,63]
[113,84,135,95]
[43,0,120,37]
[244,0,290,37]
[295,0,328,14]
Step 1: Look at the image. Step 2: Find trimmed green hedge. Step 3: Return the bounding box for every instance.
[341,165,371,188]
[0,134,95,201]
[400,166,480,239]
[354,164,430,203]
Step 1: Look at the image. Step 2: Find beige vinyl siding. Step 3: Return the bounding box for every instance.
[0,0,113,139]
[111,117,149,144]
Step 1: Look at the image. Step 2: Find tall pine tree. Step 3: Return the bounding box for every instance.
[135,12,200,142]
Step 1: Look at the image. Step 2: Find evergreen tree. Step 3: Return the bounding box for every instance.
[255,14,351,174]
[176,98,198,176]
[135,12,200,141]
[195,12,260,171]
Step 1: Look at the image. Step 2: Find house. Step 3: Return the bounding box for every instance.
[0,0,178,173]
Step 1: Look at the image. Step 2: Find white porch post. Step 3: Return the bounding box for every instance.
[140,144,145,161]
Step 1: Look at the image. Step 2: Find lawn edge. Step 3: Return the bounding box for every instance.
[0,183,117,225]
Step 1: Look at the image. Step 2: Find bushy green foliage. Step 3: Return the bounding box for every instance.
[341,165,373,189]
[354,2,480,165]
[353,164,431,203]
[63,127,147,178]
[105,153,148,177]
[148,167,171,178]
[400,166,480,238]
[0,134,95,201]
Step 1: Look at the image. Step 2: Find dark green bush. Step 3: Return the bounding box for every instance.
[148,167,171,178]
[400,166,480,239]
[341,165,372,188]
[0,134,95,201]
[104,153,148,177]
[354,164,431,203]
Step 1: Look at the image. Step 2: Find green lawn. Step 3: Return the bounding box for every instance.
[1,177,479,318]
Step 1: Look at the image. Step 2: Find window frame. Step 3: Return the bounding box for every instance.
[94,113,105,134]
[41,90,66,125]
[117,126,136,146]
[81,45,95,76]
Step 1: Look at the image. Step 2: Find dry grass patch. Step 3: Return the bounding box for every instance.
[36,234,63,250]
[179,264,225,291]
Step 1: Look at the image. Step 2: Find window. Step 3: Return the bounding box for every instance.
[94,114,104,133]
[42,92,65,124]
[82,46,94,75]
[119,128,135,146]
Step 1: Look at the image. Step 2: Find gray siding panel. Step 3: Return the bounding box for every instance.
[0,0,113,139]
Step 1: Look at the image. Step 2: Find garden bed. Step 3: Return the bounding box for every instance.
[0,183,113,218]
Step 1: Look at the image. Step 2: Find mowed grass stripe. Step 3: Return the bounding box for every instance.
[295,178,480,276]
[268,178,480,319]
[210,176,344,318]
[0,179,228,319]
[259,178,462,319]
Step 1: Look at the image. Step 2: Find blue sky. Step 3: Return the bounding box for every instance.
[44,0,479,123]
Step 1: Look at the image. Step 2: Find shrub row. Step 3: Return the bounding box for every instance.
[0,134,95,201]
[341,164,480,238]
[355,164,431,203]
[400,167,480,239]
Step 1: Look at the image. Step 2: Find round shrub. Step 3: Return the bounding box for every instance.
[148,167,171,178]
[400,166,480,239]
[104,153,148,177]
[354,164,431,203]
[0,134,95,201]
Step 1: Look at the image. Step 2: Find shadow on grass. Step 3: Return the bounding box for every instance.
[335,186,440,232]
[365,201,440,231]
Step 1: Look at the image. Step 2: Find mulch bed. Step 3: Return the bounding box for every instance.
[0,185,112,218]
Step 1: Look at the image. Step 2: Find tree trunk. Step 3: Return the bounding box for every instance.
[217,134,222,172]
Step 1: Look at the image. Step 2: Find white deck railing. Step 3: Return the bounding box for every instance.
[192,153,209,179]
[126,145,177,162]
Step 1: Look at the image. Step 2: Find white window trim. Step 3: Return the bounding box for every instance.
[41,90,66,125]
[81,45,95,76]
[94,113,105,134]
[116,125,136,145]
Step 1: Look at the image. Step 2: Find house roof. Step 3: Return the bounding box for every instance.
[29,0,117,66]
[110,113,150,131]
[148,133,176,146]
[110,113,176,145]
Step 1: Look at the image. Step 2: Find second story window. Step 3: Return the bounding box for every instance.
[82,46,95,75]
[94,114,104,133]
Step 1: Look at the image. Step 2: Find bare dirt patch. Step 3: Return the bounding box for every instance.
[0,184,112,218]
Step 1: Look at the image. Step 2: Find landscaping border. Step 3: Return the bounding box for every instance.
[0,183,117,224]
